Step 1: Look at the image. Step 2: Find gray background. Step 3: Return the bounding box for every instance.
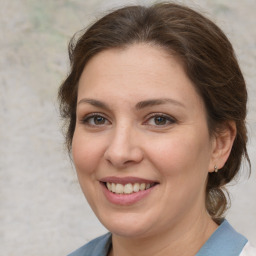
[0,0,255,255]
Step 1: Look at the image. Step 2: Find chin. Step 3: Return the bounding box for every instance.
[97,212,154,238]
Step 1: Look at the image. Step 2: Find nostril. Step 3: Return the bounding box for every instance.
[123,160,135,165]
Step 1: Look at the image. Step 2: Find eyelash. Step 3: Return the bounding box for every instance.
[144,113,176,127]
[80,113,176,127]
[81,113,110,126]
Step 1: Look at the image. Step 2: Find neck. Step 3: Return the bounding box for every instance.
[109,212,218,256]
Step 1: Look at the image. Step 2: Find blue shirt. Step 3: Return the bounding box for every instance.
[68,220,248,256]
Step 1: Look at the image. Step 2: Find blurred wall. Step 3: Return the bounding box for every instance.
[1,0,255,255]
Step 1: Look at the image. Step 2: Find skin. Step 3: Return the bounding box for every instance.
[72,43,235,256]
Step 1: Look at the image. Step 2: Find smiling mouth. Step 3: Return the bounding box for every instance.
[103,182,157,194]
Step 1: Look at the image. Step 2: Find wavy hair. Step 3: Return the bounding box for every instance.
[58,3,250,222]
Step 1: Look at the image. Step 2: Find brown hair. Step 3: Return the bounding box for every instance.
[58,2,250,222]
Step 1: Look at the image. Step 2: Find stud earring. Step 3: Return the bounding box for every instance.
[214,165,218,173]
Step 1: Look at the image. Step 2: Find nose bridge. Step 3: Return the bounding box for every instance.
[113,122,131,146]
[104,121,143,167]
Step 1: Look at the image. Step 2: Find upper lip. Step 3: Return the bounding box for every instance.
[100,176,158,185]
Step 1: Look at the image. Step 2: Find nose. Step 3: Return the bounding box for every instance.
[104,124,144,168]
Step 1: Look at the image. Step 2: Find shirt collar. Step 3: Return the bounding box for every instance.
[196,219,248,256]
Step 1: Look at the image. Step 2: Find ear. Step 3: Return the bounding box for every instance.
[209,121,236,173]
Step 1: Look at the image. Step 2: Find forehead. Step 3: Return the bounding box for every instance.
[77,43,203,109]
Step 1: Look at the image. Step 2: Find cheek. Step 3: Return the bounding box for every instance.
[145,130,211,179]
[72,130,104,176]
[71,130,107,208]
[146,132,211,216]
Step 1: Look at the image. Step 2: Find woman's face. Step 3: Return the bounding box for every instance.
[72,44,217,238]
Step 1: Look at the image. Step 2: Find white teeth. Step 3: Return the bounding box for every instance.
[140,183,146,191]
[111,183,116,193]
[107,182,112,190]
[124,183,133,194]
[106,182,154,194]
[115,184,123,194]
[133,183,140,192]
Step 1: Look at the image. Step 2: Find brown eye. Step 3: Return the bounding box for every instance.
[145,114,176,127]
[82,114,110,126]
[154,116,167,125]
[94,116,106,125]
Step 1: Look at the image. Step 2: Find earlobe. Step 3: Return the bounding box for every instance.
[209,121,236,173]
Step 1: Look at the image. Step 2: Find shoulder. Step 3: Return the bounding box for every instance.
[67,233,112,256]
[240,242,256,256]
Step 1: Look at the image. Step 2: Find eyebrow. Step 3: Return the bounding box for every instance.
[77,98,111,111]
[135,98,185,110]
[77,98,185,110]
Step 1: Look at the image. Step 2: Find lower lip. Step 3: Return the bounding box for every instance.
[101,183,156,206]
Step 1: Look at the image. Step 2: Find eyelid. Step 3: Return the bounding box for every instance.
[80,112,111,125]
[143,113,176,126]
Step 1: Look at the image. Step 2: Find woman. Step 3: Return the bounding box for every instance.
[59,3,256,256]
